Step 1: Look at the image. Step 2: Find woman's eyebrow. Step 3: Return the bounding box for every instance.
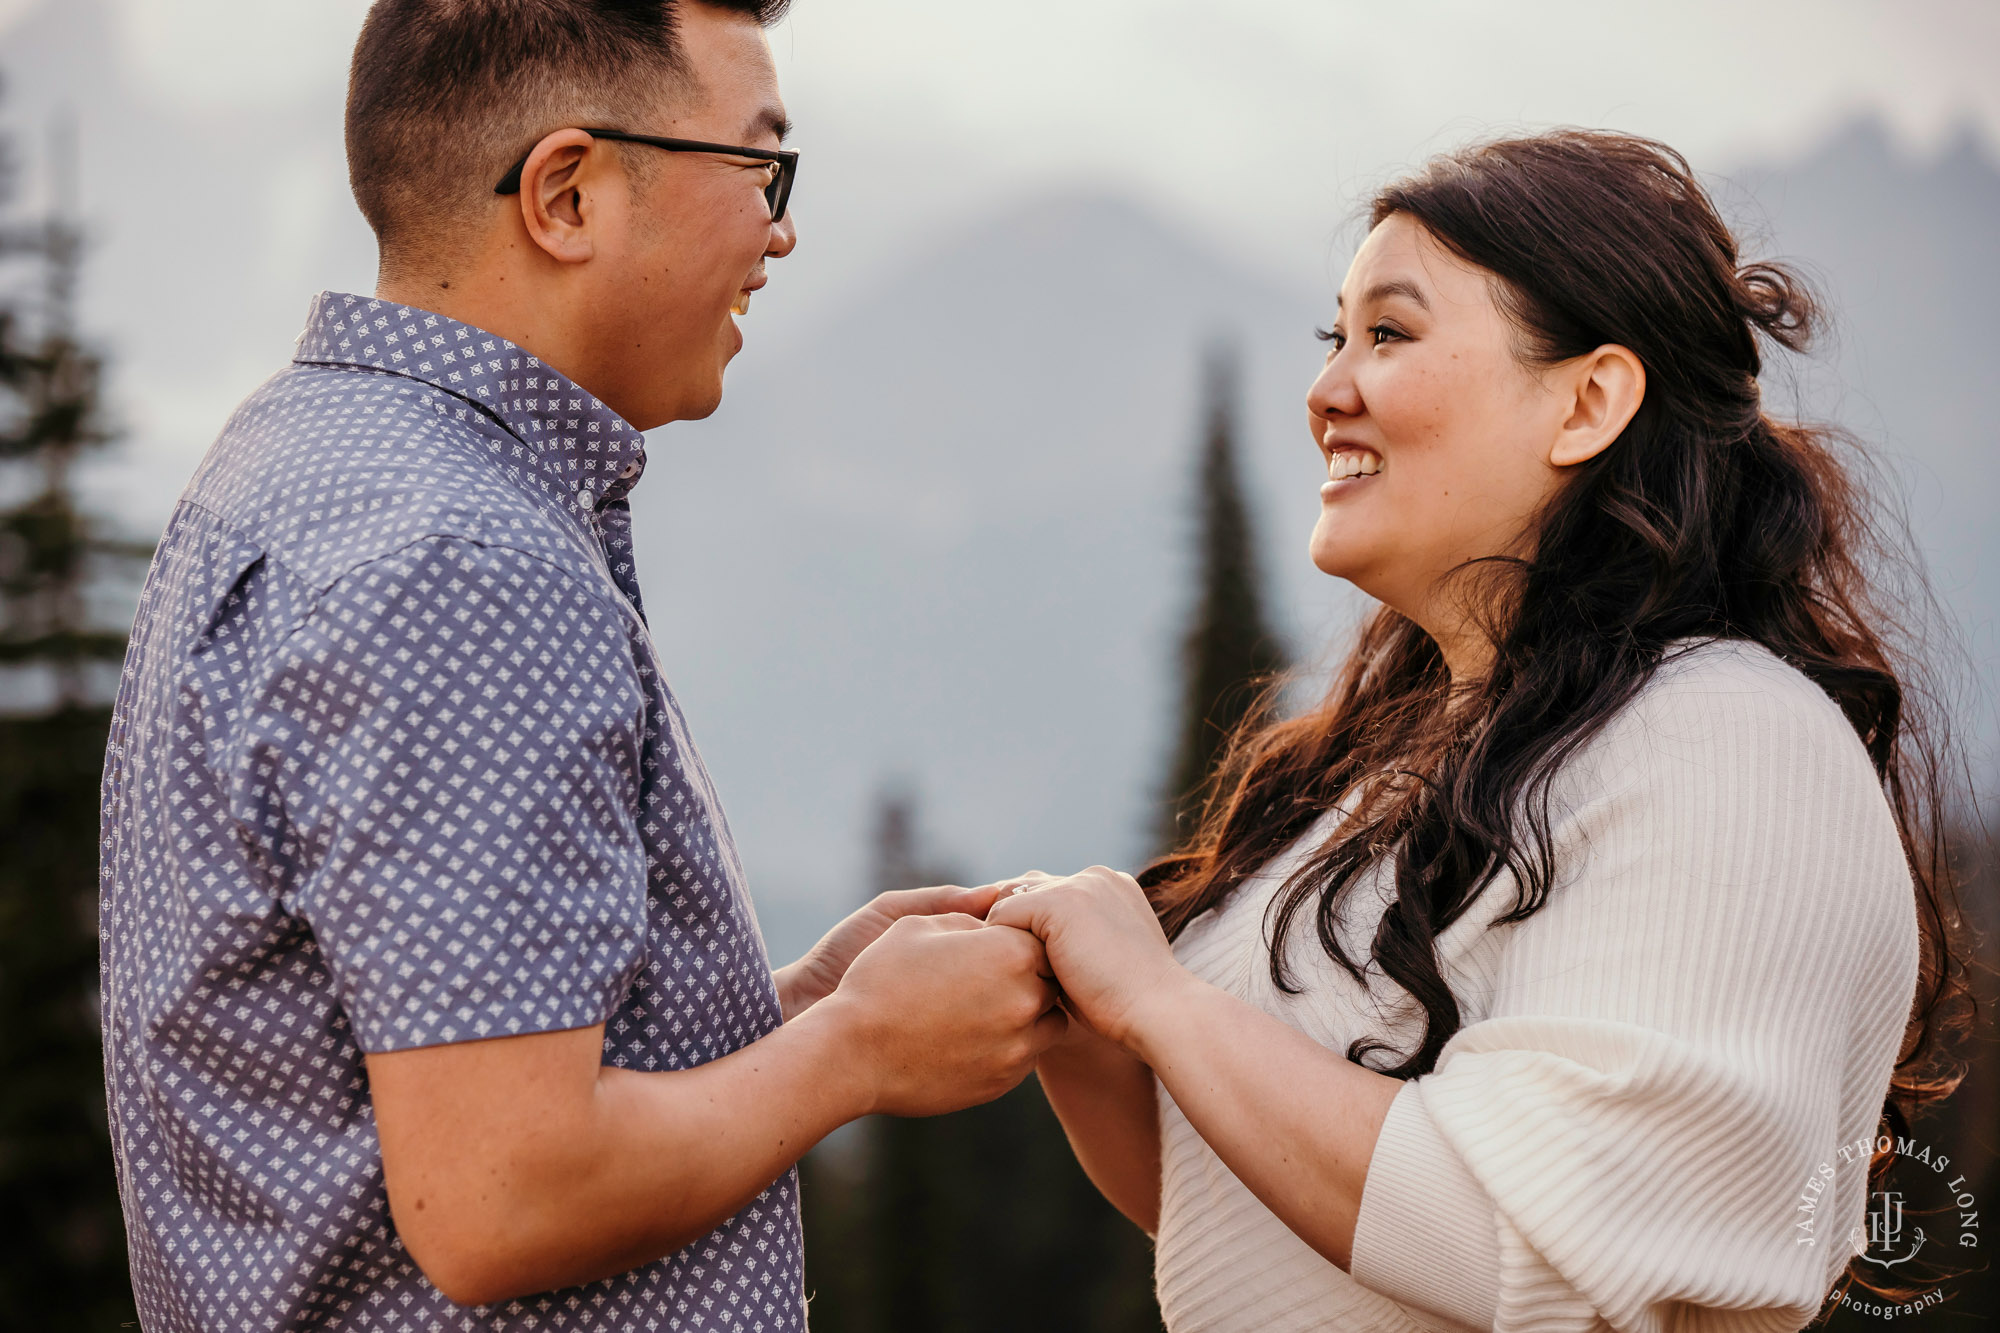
[1336,279,1432,311]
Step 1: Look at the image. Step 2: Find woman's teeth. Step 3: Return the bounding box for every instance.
[1327,449,1383,482]
[731,292,752,316]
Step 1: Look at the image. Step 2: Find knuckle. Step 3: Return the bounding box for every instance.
[884,914,934,944]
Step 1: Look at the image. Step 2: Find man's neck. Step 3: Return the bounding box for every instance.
[376,262,609,412]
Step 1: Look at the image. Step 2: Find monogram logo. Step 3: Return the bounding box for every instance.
[1849,1189,1926,1268]
[1794,1133,1981,1321]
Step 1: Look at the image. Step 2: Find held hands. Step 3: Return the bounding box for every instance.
[783,867,1182,1120]
[984,866,1188,1056]
[808,903,1068,1118]
[775,883,1007,1020]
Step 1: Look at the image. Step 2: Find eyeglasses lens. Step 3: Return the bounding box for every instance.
[766,161,792,224]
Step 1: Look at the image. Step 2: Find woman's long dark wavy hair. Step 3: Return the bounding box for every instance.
[1142,130,1975,1297]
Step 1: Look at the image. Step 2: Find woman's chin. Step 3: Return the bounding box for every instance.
[1308,523,1364,580]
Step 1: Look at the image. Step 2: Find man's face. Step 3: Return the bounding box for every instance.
[581,4,795,429]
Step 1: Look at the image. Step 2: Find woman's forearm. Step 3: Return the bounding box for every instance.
[1035,1025,1162,1233]
[1124,972,1402,1270]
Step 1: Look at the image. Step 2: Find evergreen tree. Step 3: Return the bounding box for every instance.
[1160,343,1286,849]
[0,109,145,1327]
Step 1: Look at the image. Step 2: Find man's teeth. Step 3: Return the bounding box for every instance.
[731,292,751,316]
[1327,450,1383,481]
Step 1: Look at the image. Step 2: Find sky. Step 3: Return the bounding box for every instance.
[2,0,1997,939]
[3,0,1996,506]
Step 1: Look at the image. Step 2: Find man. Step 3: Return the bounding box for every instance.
[98,1,1064,1328]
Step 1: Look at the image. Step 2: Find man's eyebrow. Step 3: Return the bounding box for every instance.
[1335,279,1432,311]
[747,105,792,144]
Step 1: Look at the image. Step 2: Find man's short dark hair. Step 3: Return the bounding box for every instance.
[347,0,790,274]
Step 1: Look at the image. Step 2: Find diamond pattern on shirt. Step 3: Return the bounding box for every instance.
[100,291,802,1332]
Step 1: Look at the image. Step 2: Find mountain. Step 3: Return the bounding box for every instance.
[1736,121,2000,757]
[636,192,1341,957]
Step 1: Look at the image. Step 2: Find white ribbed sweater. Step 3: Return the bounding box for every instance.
[1153,639,1919,1333]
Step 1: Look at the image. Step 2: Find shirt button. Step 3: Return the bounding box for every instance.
[576,486,594,507]
[619,461,641,480]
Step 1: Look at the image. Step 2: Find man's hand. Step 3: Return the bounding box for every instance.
[985,865,1187,1052]
[822,912,1067,1116]
[367,902,1062,1307]
[773,883,1005,1020]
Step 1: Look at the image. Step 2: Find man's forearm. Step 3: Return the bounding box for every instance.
[373,909,1058,1308]
[372,998,874,1306]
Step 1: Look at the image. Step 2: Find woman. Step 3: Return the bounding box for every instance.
[987,131,1968,1331]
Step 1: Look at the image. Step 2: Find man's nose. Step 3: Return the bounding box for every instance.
[767,210,797,259]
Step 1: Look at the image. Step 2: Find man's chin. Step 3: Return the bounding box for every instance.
[674,373,727,423]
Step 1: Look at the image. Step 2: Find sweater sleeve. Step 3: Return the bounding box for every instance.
[1348,645,1919,1333]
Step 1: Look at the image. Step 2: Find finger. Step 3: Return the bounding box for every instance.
[1078,865,1141,894]
[903,910,983,938]
[1028,1006,1070,1055]
[902,883,1013,922]
[948,883,1007,918]
[984,893,1042,934]
[878,884,981,917]
[975,920,1055,977]
[982,869,1059,900]
[1033,973,1062,1011]
[1023,935,1057,982]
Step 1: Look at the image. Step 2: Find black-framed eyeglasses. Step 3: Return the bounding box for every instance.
[494,128,798,223]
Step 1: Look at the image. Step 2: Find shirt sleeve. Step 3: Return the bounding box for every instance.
[1349,650,1920,1332]
[234,535,650,1053]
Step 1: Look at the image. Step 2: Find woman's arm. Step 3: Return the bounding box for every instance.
[1122,971,1401,1269]
[1033,1021,1162,1233]
[990,869,1401,1269]
[999,657,1928,1330]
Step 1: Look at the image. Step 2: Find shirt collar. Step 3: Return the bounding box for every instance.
[294,290,648,513]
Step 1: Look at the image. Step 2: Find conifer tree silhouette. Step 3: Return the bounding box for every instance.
[0,108,146,1327]
[1160,342,1285,851]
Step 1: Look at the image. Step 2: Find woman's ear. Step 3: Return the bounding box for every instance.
[1550,344,1645,467]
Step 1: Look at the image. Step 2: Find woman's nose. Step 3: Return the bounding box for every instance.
[1306,349,1362,424]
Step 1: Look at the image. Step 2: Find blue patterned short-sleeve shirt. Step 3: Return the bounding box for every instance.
[99,291,804,1332]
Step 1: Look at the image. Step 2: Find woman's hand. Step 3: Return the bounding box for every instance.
[985,865,1189,1052]
[988,865,1400,1271]
[775,883,1005,1021]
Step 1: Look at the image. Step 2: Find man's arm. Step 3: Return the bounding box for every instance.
[369,913,1063,1307]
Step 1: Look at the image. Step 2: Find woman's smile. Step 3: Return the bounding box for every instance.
[1321,444,1384,498]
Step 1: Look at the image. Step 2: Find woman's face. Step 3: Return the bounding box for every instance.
[1306,214,1583,652]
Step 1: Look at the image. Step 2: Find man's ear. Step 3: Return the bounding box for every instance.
[1550,344,1645,467]
[514,129,602,265]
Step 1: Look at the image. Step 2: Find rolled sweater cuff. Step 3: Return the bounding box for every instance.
[1350,1079,1502,1332]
